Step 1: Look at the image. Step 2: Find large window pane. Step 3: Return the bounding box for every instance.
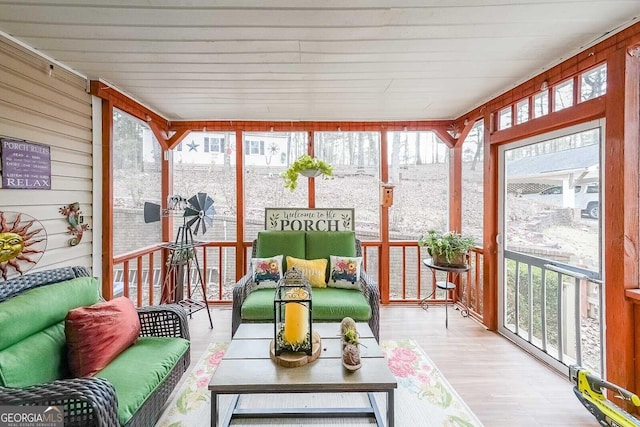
[388,131,449,240]
[173,131,237,242]
[462,120,484,244]
[315,132,380,240]
[113,109,162,255]
[244,132,308,240]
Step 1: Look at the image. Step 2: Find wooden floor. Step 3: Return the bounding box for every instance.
[183,304,599,427]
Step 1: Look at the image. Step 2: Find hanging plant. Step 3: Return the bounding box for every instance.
[281,154,333,192]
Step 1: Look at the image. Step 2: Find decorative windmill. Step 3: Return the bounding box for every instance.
[144,192,215,328]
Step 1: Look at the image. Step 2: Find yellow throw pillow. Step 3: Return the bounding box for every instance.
[286,256,328,288]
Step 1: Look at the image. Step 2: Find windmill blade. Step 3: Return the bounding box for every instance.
[183,206,200,218]
[187,194,201,210]
[203,215,213,227]
[193,218,202,235]
[187,215,200,230]
[202,195,214,212]
[200,220,207,234]
[197,193,208,211]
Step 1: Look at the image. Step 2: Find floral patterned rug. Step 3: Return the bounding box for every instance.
[156,340,483,427]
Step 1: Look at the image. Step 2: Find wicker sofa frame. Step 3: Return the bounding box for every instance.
[0,266,190,427]
[232,238,380,341]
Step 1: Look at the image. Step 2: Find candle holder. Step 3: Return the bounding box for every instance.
[273,268,313,356]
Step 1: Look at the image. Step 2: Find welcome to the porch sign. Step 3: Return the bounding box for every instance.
[265,208,354,231]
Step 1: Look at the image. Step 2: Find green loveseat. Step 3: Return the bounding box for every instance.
[0,267,190,427]
[232,230,380,340]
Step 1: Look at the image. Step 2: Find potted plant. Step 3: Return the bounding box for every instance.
[281,154,333,192]
[418,229,475,267]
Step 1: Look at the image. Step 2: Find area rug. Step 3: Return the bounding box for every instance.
[156,340,483,427]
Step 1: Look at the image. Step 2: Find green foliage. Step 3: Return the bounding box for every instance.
[504,260,559,347]
[343,326,359,345]
[281,154,333,192]
[418,230,475,264]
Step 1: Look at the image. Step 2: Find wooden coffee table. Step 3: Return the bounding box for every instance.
[208,323,397,427]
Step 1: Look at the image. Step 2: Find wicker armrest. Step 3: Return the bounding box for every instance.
[137,304,190,340]
[0,377,119,427]
[232,273,254,337]
[360,269,380,342]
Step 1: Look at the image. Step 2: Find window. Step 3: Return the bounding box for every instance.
[243,132,307,241]
[112,109,162,254]
[581,64,607,102]
[534,91,549,118]
[516,99,529,124]
[462,120,484,245]
[554,79,574,111]
[211,137,224,153]
[499,107,512,130]
[176,142,182,151]
[204,137,224,153]
[246,140,265,155]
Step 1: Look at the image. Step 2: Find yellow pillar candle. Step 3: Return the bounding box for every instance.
[283,288,309,346]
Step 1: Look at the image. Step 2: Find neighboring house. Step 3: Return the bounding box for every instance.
[143,129,289,167]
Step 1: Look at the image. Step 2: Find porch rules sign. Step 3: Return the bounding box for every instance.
[265,208,354,231]
[1,138,51,190]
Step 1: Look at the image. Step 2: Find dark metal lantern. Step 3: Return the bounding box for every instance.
[273,268,313,356]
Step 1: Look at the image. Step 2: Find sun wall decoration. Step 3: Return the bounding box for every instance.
[0,211,47,280]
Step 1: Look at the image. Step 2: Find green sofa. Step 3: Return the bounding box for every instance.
[0,267,190,427]
[232,230,380,340]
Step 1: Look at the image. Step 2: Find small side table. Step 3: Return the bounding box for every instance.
[421,258,470,328]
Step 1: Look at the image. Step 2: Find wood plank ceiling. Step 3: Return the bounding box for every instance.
[0,1,638,122]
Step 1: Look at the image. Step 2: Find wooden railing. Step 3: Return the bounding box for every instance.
[113,241,484,323]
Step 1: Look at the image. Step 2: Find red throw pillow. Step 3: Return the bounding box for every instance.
[65,296,141,377]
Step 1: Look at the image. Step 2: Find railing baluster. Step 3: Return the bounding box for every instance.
[218,247,223,301]
[574,276,582,366]
[528,263,533,342]
[401,246,406,300]
[123,260,129,298]
[556,271,563,361]
[148,253,155,305]
[541,265,547,353]
[136,257,143,307]
[514,260,520,335]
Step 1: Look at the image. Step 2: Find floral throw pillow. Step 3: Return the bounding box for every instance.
[251,255,283,288]
[328,255,363,289]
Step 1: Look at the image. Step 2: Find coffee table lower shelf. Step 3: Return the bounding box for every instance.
[211,390,393,427]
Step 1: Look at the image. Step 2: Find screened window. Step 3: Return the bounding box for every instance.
[554,79,574,111]
[534,91,549,118]
[516,99,529,124]
[112,109,162,254]
[499,107,512,130]
[315,132,381,241]
[462,120,484,245]
[243,132,307,241]
[581,64,607,102]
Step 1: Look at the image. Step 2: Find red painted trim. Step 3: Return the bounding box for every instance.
[490,97,605,145]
